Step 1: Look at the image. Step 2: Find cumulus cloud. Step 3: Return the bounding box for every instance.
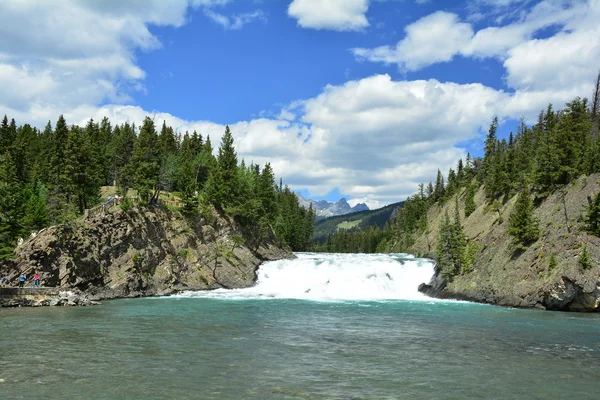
[352,0,590,71]
[0,0,263,114]
[2,0,599,207]
[288,0,370,31]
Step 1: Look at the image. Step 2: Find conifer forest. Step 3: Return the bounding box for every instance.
[0,116,315,259]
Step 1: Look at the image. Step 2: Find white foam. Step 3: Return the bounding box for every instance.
[174,252,437,302]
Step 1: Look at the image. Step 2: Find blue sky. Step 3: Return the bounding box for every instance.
[0,0,598,208]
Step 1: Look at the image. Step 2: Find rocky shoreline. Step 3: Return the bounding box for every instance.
[417,259,600,312]
[0,290,102,308]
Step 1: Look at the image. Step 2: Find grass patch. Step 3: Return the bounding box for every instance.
[337,220,362,230]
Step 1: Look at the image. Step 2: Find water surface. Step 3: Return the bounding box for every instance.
[1,253,598,399]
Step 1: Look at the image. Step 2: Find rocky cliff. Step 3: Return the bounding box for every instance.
[402,174,600,312]
[0,205,294,301]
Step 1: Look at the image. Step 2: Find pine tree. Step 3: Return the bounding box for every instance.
[464,184,476,217]
[130,117,160,203]
[0,152,24,259]
[258,163,277,221]
[584,192,600,236]
[21,183,49,234]
[47,115,71,221]
[209,126,239,209]
[0,116,16,154]
[508,185,539,250]
[114,123,136,195]
[483,117,498,180]
[579,246,591,270]
[457,159,465,184]
[179,156,199,215]
[434,169,445,202]
[426,181,434,200]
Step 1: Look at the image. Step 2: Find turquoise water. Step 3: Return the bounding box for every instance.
[1,254,599,399]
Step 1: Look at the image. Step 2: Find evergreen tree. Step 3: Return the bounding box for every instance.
[434,169,445,202]
[579,246,591,270]
[508,185,539,250]
[114,123,136,195]
[457,159,465,184]
[21,183,49,234]
[206,126,239,209]
[130,117,160,203]
[464,184,476,217]
[584,192,600,236]
[47,115,71,221]
[0,152,24,259]
[426,181,434,200]
[483,117,498,180]
[179,156,199,215]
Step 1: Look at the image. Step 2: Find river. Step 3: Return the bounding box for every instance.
[1,253,599,399]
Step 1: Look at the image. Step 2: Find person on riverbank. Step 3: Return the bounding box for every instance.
[1,277,7,287]
[33,272,40,288]
[18,274,26,288]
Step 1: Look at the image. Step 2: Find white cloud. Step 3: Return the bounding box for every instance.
[288,0,370,31]
[0,0,262,113]
[353,0,590,71]
[354,12,473,71]
[352,0,600,126]
[204,9,267,30]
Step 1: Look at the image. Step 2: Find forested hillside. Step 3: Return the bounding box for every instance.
[0,115,314,260]
[390,89,600,268]
[382,74,600,310]
[311,202,403,253]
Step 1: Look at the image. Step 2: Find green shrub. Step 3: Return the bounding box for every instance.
[548,253,556,271]
[121,197,134,212]
[579,246,591,270]
[178,249,189,258]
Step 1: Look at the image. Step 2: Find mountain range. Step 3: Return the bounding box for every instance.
[296,194,369,218]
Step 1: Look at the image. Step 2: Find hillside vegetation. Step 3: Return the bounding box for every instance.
[385,77,600,311]
[312,201,403,244]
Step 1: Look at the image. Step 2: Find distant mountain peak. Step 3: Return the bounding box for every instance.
[296,193,369,217]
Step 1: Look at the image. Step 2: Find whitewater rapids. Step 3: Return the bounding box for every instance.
[174,253,437,302]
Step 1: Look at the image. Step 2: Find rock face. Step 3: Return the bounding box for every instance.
[0,205,294,301]
[296,194,369,218]
[402,174,600,312]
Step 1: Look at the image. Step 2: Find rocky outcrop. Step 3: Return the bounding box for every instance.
[406,174,600,312]
[0,205,294,303]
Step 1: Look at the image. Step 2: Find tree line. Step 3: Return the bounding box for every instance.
[312,225,387,253]
[0,115,314,259]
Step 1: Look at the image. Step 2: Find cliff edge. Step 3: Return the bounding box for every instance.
[0,204,294,302]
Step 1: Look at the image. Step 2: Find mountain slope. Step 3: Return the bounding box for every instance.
[313,201,403,243]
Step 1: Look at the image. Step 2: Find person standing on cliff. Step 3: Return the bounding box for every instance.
[33,272,40,288]
[18,274,26,288]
